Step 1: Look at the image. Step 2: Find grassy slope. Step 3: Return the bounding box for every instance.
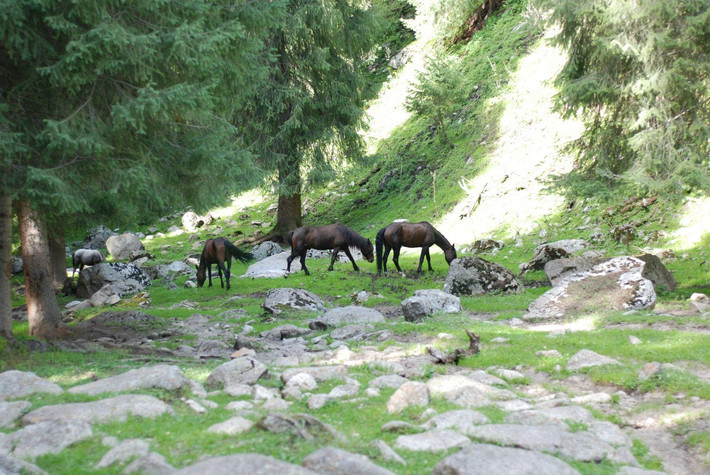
[3,1,710,473]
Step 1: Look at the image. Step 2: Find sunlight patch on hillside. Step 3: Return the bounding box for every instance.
[671,196,710,250]
[210,189,265,219]
[437,29,584,246]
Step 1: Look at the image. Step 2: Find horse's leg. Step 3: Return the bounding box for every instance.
[425,247,433,271]
[393,246,403,273]
[286,249,297,272]
[328,248,340,271]
[218,258,231,290]
[300,250,310,276]
[343,247,359,271]
[382,244,391,272]
[207,263,213,287]
[417,246,430,272]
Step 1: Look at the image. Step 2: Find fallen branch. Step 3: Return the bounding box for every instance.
[427,330,480,364]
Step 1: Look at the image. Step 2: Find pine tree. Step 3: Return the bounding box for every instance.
[548,0,710,195]
[239,0,379,239]
[0,0,283,338]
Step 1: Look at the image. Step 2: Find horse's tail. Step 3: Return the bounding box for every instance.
[375,226,386,274]
[225,241,253,263]
[286,230,295,249]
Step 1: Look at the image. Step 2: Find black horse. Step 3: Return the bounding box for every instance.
[376,221,456,274]
[286,224,374,276]
[72,249,105,277]
[196,237,252,290]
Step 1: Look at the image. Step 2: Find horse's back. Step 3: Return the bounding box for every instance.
[384,221,434,247]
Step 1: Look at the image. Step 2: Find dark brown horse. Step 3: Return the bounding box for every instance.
[286,224,374,276]
[196,238,252,290]
[375,221,456,274]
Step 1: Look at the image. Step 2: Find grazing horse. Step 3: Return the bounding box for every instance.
[375,221,456,274]
[196,237,252,290]
[72,249,105,277]
[286,224,374,276]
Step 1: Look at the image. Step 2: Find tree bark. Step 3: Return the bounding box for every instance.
[48,227,68,291]
[0,192,14,342]
[17,199,63,339]
[272,156,302,241]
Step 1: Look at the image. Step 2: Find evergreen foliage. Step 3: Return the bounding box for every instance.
[548,0,710,196]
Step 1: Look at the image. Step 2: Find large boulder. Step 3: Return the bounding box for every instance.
[444,257,524,296]
[520,239,590,275]
[181,211,214,232]
[76,262,152,299]
[10,257,23,274]
[634,253,677,291]
[242,251,300,278]
[251,241,285,262]
[544,256,610,286]
[314,306,386,327]
[106,233,145,261]
[401,289,461,322]
[526,256,656,320]
[82,225,118,250]
[263,288,327,316]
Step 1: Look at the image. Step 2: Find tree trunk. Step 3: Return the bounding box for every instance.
[0,192,14,342]
[48,227,68,291]
[17,199,63,339]
[272,156,302,241]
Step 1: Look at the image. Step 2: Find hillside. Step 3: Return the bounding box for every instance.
[3,1,710,475]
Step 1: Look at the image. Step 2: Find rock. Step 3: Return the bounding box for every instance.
[444,257,524,296]
[494,369,525,381]
[257,413,342,442]
[566,350,620,371]
[174,454,317,475]
[308,394,330,410]
[544,256,609,286]
[303,447,395,475]
[106,233,145,261]
[401,289,461,322]
[0,370,63,400]
[207,417,255,435]
[422,409,490,434]
[526,257,656,320]
[386,381,430,414]
[123,452,175,475]
[372,440,406,465]
[251,241,284,262]
[242,251,300,278]
[88,284,122,307]
[10,257,23,274]
[96,439,150,468]
[634,253,677,291]
[426,375,515,409]
[264,288,327,315]
[330,324,373,340]
[432,442,580,475]
[68,365,188,395]
[205,357,268,388]
[0,454,48,474]
[629,335,642,345]
[181,211,200,232]
[281,366,347,384]
[536,350,562,358]
[76,262,152,299]
[611,224,636,244]
[690,293,710,314]
[315,306,385,327]
[507,406,596,426]
[82,225,118,250]
[10,420,93,458]
[571,393,612,404]
[370,375,409,390]
[520,239,590,274]
[472,239,504,253]
[638,362,662,382]
[22,395,174,425]
[0,401,31,428]
[285,373,319,392]
[388,46,413,69]
[394,430,470,452]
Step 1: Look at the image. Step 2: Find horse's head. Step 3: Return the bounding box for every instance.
[445,244,457,265]
[196,265,206,287]
[363,239,375,263]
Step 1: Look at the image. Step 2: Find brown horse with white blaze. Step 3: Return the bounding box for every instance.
[376,221,456,274]
[196,238,252,290]
[286,224,374,276]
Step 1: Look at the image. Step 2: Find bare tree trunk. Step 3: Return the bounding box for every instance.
[48,227,68,291]
[17,199,62,339]
[0,192,15,342]
[272,156,302,241]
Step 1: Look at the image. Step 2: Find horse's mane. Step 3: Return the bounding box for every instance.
[338,224,369,250]
[433,227,452,250]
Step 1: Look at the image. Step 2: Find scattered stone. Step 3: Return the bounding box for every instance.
[401,289,461,322]
[10,420,93,458]
[123,452,175,475]
[536,350,562,358]
[432,442,580,475]
[303,446,395,475]
[0,370,63,400]
[82,225,118,250]
[386,381,430,414]
[422,409,490,434]
[207,417,255,435]
[262,398,290,411]
[205,357,268,388]
[10,257,23,274]
[243,252,302,278]
[69,365,188,395]
[173,454,317,475]
[314,306,385,327]
[638,362,663,382]
[0,401,31,428]
[328,384,359,400]
[106,233,145,261]
[250,241,284,262]
[394,430,470,452]
[330,324,372,340]
[88,284,122,307]
[490,337,509,344]
[372,440,406,465]
[690,293,710,314]
[0,454,48,474]
[76,262,152,298]
[257,413,343,442]
[520,239,590,275]
[566,350,620,371]
[634,253,677,291]
[285,373,319,392]
[281,366,347,384]
[472,239,504,253]
[96,439,150,468]
[370,375,408,390]
[571,393,612,404]
[494,369,525,381]
[629,335,642,345]
[263,288,327,315]
[308,394,330,410]
[444,257,524,296]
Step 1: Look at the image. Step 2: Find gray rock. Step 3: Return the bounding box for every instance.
[96,439,150,468]
[472,239,504,253]
[0,401,31,428]
[205,357,268,388]
[536,350,563,358]
[422,409,490,434]
[261,324,311,340]
[106,233,145,261]
[88,283,122,307]
[257,413,342,442]
[251,241,285,262]
[0,370,62,400]
[81,225,118,250]
[444,257,524,296]
[508,406,596,426]
[242,251,301,278]
[330,324,373,340]
[11,420,93,458]
[207,416,255,435]
[589,421,632,447]
[370,375,408,389]
[638,362,663,382]
[328,384,359,400]
[426,375,515,409]
[394,430,470,452]
[690,293,710,314]
[432,443,580,475]
[372,440,406,465]
[387,381,430,414]
[284,373,318,392]
[76,262,152,298]
[22,394,173,425]
[174,454,317,475]
[520,239,590,274]
[635,253,677,291]
[0,454,48,474]
[566,349,620,371]
[69,365,188,395]
[10,257,23,274]
[302,447,395,475]
[401,289,461,322]
[264,288,327,316]
[616,467,666,475]
[544,256,610,286]
[281,366,347,384]
[315,306,385,327]
[123,452,175,475]
[571,392,612,404]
